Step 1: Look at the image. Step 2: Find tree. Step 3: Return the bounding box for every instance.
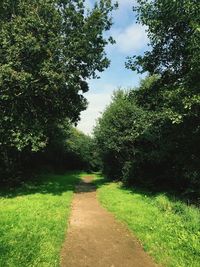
[40,123,100,172]
[94,89,153,182]
[65,127,100,171]
[127,0,200,122]
[127,0,200,88]
[125,0,200,191]
[0,0,115,180]
[0,0,115,151]
[94,74,200,193]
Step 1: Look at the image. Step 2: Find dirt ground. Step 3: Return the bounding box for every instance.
[61,176,158,267]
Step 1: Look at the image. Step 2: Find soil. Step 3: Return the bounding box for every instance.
[61,176,158,267]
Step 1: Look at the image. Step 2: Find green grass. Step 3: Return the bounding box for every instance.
[95,176,200,267]
[0,172,80,267]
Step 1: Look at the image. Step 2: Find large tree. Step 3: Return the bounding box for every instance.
[0,0,116,180]
[0,0,115,152]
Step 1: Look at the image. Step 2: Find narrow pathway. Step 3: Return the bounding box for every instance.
[61,176,157,267]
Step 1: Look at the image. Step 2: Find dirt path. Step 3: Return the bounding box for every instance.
[61,176,157,267]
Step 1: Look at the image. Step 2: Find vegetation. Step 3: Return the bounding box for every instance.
[0,0,115,183]
[0,172,80,267]
[95,177,200,267]
[36,124,100,173]
[94,0,200,200]
[0,0,199,266]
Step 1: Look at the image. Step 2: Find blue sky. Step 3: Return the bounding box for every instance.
[77,0,149,135]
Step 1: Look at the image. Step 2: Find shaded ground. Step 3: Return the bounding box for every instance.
[61,176,157,267]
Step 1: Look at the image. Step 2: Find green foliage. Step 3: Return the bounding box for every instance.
[94,89,153,180]
[40,123,101,172]
[66,128,101,171]
[94,74,200,194]
[0,0,115,181]
[97,179,200,267]
[94,0,200,195]
[128,0,200,88]
[0,172,80,267]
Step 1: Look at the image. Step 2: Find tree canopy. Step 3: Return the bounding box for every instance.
[0,0,114,151]
[0,0,115,181]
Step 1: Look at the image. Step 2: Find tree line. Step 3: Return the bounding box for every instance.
[94,0,200,199]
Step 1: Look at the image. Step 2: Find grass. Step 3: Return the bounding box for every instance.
[95,176,200,267]
[0,171,80,267]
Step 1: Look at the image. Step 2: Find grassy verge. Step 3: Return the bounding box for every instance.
[95,176,200,267]
[0,172,80,267]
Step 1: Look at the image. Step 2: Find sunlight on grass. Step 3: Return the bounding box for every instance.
[96,178,200,267]
[0,172,80,267]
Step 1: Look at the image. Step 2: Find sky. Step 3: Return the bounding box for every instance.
[77,0,149,135]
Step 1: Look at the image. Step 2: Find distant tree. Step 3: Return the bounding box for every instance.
[42,124,100,171]
[66,128,100,171]
[94,90,153,181]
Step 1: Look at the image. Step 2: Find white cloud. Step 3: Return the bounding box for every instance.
[112,23,148,54]
[77,91,113,135]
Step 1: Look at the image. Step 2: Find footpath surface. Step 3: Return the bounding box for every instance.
[61,176,157,267]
